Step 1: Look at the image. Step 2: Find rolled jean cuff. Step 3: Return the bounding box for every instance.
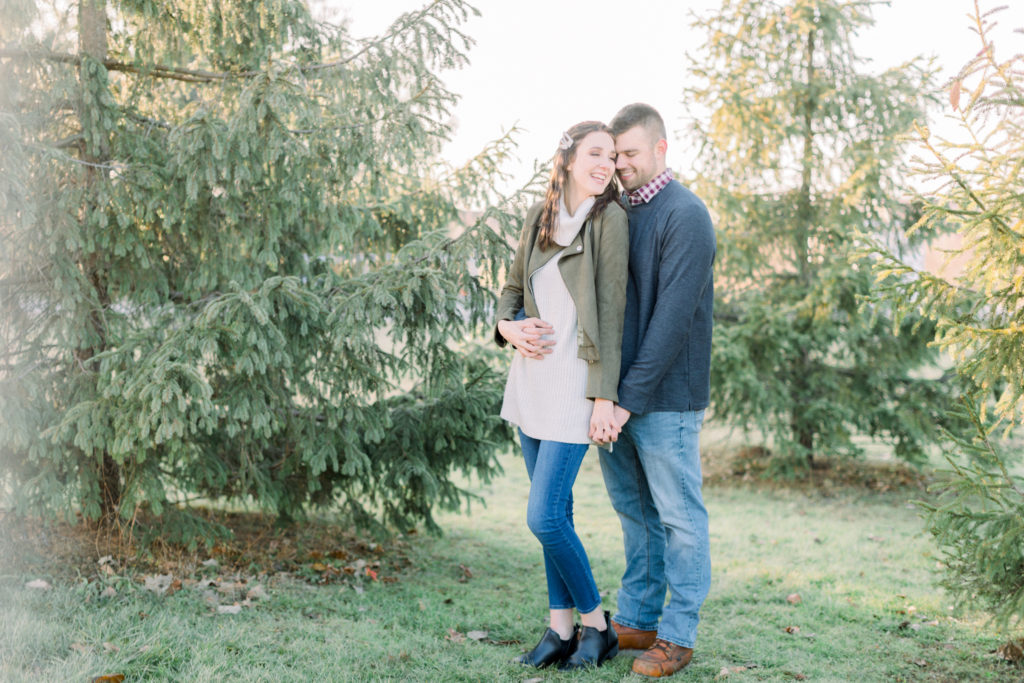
[612,614,660,632]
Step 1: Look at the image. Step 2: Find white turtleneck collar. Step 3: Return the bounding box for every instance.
[555,195,596,246]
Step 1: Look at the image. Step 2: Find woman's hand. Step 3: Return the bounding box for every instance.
[497,318,555,359]
[589,398,622,445]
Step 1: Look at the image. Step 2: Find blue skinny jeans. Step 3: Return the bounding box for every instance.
[519,429,602,613]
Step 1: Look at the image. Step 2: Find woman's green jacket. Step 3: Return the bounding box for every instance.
[494,200,629,402]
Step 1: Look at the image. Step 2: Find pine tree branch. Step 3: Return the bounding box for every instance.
[48,133,84,149]
[302,0,451,74]
[0,48,237,83]
[0,1,456,84]
[124,111,172,130]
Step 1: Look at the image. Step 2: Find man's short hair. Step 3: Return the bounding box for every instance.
[610,103,667,141]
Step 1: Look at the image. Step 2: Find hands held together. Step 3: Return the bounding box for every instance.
[497,317,556,359]
[590,400,630,447]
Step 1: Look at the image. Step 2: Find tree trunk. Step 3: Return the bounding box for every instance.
[77,0,121,519]
[794,25,818,467]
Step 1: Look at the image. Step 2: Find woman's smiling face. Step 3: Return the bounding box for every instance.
[567,131,617,198]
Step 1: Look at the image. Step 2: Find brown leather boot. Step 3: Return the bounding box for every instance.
[631,638,694,678]
[611,619,657,650]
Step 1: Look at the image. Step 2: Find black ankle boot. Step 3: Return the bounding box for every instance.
[559,611,617,670]
[513,626,578,668]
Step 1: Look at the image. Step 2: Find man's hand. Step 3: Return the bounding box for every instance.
[613,405,631,431]
[497,317,555,359]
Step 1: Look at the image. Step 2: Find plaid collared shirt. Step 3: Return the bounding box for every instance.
[627,168,674,206]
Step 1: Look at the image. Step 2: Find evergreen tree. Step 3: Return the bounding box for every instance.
[0,0,529,544]
[686,0,953,468]
[867,2,1024,625]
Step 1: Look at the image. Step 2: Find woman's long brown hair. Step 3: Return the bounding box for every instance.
[536,121,622,250]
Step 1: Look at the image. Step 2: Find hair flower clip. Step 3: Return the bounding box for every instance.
[558,131,573,150]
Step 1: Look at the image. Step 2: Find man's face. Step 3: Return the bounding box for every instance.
[614,125,664,192]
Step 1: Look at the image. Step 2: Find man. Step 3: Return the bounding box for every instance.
[599,103,716,678]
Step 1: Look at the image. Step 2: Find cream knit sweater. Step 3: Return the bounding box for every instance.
[500,196,595,444]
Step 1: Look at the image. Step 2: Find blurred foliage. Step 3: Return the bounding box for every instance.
[865,2,1024,627]
[687,0,958,470]
[0,0,541,544]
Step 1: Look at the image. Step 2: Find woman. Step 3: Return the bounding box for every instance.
[495,121,628,670]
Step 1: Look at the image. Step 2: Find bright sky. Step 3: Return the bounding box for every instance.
[333,1,1024,194]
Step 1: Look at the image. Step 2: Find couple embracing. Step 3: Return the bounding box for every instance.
[495,103,716,677]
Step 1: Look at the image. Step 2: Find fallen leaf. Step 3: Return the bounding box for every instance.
[488,638,521,646]
[913,659,927,667]
[100,586,117,599]
[70,642,91,654]
[458,564,473,582]
[201,558,219,568]
[446,628,465,643]
[311,562,330,572]
[102,642,119,653]
[716,667,732,680]
[91,675,125,683]
[167,578,182,596]
[97,555,115,566]
[25,579,52,590]
[365,567,378,581]
[950,80,962,110]
[524,678,543,683]
[783,625,800,635]
[217,604,242,615]
[246,585,267,600]
[467,630,488,641]
[996,638,1024,663]
[786,593,802,605]
[143,574,173,594]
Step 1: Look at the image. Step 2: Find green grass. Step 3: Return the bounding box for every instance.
[1,449,1019,682]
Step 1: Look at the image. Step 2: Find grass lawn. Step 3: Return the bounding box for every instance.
[1,446,1020,682]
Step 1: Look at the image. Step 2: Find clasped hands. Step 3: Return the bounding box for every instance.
[497,316,556,359]
[498,317,631,446]
[590,399,631,447]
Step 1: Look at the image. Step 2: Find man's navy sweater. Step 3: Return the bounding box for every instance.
[618,180,716,415]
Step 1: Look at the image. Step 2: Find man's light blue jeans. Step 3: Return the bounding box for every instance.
[519,430,602,614]
[598,410,709,648]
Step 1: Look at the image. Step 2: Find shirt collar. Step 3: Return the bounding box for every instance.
[627,168,674,206]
